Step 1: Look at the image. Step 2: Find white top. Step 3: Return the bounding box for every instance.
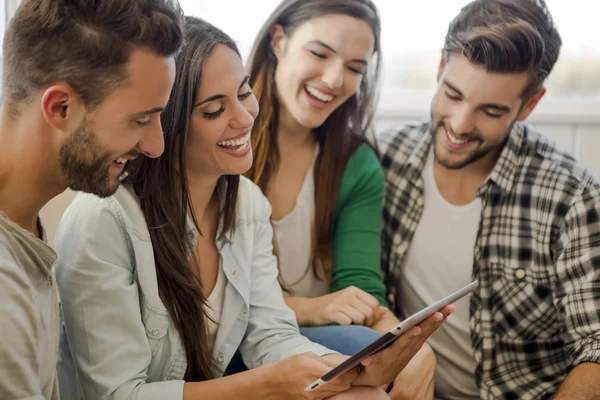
[399,147,481,400]
[205,258,226,349]
[272,146,329,298]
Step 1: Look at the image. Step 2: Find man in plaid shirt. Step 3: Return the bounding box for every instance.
[379,0,600,399]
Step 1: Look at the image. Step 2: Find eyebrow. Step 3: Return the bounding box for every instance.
[308,40,368,65]
[195,75,251,107]
[130,107,165,118]
[443,79,512,113]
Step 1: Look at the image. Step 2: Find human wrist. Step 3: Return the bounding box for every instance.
[286,295,325,326]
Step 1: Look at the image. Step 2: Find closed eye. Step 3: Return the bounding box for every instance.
[445,92,461,101]
[483,110,503,118]
[238,91,253,100]
[348,66,365,75]
[309,50,327,59]
[136,116,152,126]
[204,107,225,119]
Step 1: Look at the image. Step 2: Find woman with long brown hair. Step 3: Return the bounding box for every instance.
[244,1,438,397]
[53,15,451,400]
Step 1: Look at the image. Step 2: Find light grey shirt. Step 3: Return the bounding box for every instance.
[272,145,329,298]
[54,177,332,400]
[400,148,480,400]
[0,212,59,400]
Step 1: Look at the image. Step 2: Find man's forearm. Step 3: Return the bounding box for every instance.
[552,362,600,400]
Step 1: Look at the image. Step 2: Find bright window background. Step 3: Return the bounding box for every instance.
[179,0,600,101]
[0,0,7,56]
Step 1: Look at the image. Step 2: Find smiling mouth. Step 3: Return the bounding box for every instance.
[217,131,251,152]
[114,156,129,166]
[447,130,470,145]
[304,85,335,103]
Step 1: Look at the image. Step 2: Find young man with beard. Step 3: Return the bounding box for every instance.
[379,0,600,399]
[0,1,184,398]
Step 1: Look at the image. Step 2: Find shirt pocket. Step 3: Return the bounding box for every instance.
[488,261,559,341]
[142,304,170,356]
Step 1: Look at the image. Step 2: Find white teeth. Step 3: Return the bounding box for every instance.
[115,157,127,164]
[217,132,250,147]
[447,131,469,145]
[305,85,334,102]
[222,140,249,153]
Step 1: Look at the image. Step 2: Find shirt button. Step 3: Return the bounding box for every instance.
[240,310,248,320]
[515,269,526,279]
[217,353,225,363]
[397,243,408,254]
[231,268,240,276]
[474,352,482,362]
[387,293,396,304]
[151,329,160,336]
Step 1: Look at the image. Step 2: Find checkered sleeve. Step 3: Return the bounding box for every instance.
[554,177,600,366]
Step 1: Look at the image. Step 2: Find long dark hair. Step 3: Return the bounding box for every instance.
[125,16,240,381]
[245,0,382,281]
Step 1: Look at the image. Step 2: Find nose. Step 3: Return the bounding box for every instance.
[321,60,344,90]
[136,120,165,159]
[230,98,257,131]
[450,105,476,135]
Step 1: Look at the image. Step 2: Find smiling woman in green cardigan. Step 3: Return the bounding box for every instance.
[241,0,438,398]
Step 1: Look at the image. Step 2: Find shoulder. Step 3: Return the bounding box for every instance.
[343,143,384,187]
[0,232,35,311]
[347,142,380,166]
[235,176,272,224]
[522,125,598,199]
[56,185,147,246]
[0,221,18,264]
[0,234,20,276]
[377,121,430,160]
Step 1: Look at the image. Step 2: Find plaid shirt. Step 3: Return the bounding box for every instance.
[379,121,600,399]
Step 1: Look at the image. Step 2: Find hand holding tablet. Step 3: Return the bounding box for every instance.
[305,280,478,391]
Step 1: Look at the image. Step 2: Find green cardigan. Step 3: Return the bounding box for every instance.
[329,143,387,306]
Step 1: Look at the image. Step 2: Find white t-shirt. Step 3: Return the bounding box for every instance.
[272,146,329,298]
[205,258,226,349]
[399,148,481,400]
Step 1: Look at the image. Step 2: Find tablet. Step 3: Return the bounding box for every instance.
[304,280,478,391]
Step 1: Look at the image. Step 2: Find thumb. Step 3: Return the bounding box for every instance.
[361,350,381,367]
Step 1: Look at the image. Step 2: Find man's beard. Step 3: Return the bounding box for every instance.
[430,119,514,170]
[58,117,119,198]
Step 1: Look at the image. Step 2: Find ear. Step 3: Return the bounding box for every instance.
[437,52,448,82]
[269,24,287,59]
[517,87,546,121]
[40,84,84,132]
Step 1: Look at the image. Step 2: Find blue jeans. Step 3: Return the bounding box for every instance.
[299,325,382,356]
[225,325,382,374]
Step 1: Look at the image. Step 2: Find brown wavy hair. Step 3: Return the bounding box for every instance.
[444,0,561,98]
[3,0,184,115]
[125,17,240,381]
[245,0,382,281]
